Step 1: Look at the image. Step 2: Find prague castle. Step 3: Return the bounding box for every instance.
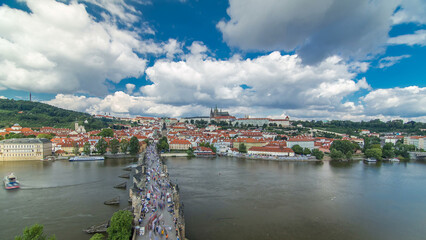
[210,106,230,118]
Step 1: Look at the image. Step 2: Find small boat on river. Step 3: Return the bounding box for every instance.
[69,156,104,161]
[364,158,377,163]
[3,173,20,190]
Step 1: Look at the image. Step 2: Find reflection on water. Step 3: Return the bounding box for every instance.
[329,160,357,168]
[0,159,136,240]
[166,157,426,240]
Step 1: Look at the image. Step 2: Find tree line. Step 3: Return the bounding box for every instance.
[73,136,141,155]
[292,119,426,135]
[0,99,114,130]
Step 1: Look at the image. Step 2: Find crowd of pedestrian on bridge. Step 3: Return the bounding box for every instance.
[134,144,180,240]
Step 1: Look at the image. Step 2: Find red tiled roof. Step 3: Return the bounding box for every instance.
[169,139,191,145]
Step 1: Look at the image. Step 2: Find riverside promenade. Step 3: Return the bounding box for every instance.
[130,143,185,240]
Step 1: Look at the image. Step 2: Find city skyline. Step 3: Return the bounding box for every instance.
[0,0,425,121]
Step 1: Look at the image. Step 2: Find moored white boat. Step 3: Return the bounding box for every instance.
[3,173,20,190]
[364,158,377,163]
[389,158,400,162]
[69,156,105,161]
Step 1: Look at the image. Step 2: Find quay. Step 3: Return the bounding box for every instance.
[130,143,185,240]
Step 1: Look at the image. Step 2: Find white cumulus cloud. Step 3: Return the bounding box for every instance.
[388,30,426,46]
[217,0,399,63]
[0,0,148,95]
[392,0,426,25]
[378,55,411,68]
[45,92,206,117]
[362,86,426,117]
[0,0,182,96]
[143,51,370,113]
[125,83,136,94]
[79,0,145,26]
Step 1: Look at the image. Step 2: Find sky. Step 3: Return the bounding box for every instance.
[0,0,425,121]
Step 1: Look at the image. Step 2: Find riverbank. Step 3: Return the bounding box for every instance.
[162,151,321,162]
[226,153,320,162]
[161,153,188,157]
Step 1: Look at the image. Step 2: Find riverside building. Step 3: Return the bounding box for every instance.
[0,138,52,161]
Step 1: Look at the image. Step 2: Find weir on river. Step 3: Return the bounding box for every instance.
[130,143,185,240]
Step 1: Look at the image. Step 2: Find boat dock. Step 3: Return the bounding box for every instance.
[130,143,185,240]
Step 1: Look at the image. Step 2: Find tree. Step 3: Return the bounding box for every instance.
[120,139,129,153]
[345,151,353,160]
[365,148,382,160]
[363,136,381,151]
[238,143,247,153]
[382,142,395,159]
[186,147,195,157]
[303,148,311,155]
[157,137,169,152]
[107,210,133,240]
[73,142,80,155]
[98,128,114,138]
[291,145,303,155]
[90,233,105,240]
[330,149,345,161]
[330,140,356,154]
[210,144,217,153]
[36,133,54,140]
[109,139,120,154]
[15,224,56,240]
[395,143,415,160]
[83,142,91,155]
[96,138,108,155]
[370,144,381,149]
[312,149,324,160]
[6,132,25,139]
[129,136,140,155]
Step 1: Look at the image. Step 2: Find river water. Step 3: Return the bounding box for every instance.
[0,158,136,240]
[1,157,426,240]
[165,157,426,240]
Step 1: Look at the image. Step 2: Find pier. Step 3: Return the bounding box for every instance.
[130,143,185,240]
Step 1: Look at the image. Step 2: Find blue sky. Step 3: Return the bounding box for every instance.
[0,0,425,121]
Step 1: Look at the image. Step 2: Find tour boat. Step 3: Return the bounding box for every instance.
[3,173,20,190]
[364,158,377,163]
[389,158,400,162]
[69,156,105,161]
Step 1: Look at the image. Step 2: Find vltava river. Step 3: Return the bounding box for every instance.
[1,157,426,240]
[165,157,426,240]
[0,158,136,240]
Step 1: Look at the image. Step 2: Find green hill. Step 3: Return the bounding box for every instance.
[0,99,113,130]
